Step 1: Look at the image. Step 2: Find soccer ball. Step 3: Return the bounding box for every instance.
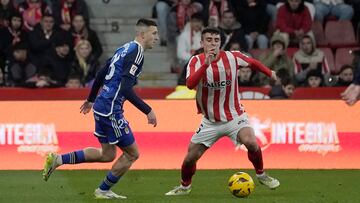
[228,172,255,198]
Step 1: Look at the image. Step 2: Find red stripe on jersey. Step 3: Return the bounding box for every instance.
[212,61,221,122]
[199,55,209,119]
[221,53,233,121]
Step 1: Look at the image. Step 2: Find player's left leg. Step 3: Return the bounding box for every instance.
[94,142,138,199]
[236,127,280,189]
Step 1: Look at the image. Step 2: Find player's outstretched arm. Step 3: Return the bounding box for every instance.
[341,84,360,106]
[232,51,272,78]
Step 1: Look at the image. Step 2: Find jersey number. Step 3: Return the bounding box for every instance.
[105,53,121,80]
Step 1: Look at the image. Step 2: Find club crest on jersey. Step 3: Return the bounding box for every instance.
[203,80,231,89]
[130,65,138,76]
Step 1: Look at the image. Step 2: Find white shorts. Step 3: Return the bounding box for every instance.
[191,113,252,147]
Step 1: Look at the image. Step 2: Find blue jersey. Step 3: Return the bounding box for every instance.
[93,41,144,116]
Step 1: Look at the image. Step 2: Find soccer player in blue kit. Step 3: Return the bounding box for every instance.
[42,18,159,199]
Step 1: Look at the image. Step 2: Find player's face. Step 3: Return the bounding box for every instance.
[201,33,221,55]
[143,26,159,49]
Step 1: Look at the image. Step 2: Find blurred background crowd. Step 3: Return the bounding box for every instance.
[0,0,359,99]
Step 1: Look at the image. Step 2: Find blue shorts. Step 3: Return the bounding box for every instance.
[93,113,135,147]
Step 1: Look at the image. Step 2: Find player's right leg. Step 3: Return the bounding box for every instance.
[94,116,137,199]
[165,142,208,196]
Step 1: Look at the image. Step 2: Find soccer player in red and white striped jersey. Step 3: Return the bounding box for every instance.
[166,27,280,196]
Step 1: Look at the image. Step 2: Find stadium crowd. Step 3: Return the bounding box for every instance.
[0,0,359,98]
[153,0,360,98]
[0,0,102,88]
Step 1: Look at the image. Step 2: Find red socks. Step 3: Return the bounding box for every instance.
[247,149,264,175]
[181,163,196,186]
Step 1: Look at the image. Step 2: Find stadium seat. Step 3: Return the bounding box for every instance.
[319,47,335,74]
[325,21,357,48]
[312,21,327,47]
[249,48,270,60]
[286,47,298,58]
[334,48,359,74]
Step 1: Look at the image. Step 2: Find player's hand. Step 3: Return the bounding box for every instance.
[80,100,93,114]
[341,84,360,106]
[270,70,278,82]
[147,110,157,127]
[205,50,216,65]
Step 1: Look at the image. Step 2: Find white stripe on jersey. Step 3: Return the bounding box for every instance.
[226,51,240,120]
[217,58,227,121]
[206,61,214,120]
[193,51,247,122]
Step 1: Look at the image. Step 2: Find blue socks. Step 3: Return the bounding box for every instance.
[61,150,85,164]
[99,171,121,190]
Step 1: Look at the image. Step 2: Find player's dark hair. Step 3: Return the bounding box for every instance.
[201,27,220,37]
[136,18,157,27]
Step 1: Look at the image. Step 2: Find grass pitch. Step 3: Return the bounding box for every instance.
[0,169,359,203]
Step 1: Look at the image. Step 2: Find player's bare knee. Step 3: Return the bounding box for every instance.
[126,152,139,163]
[101,152,116,162]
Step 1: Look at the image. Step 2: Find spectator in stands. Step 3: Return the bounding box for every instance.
[202,0,230,27]
[71,13,102,60]
[335,64,354,86]
[218,9,248,51]
[18,0,52,31]
[238,66,258,86]
[167,0,203,72]
[341,62,360,105]
[0,66,3,86]
[346,0,360,29]
[52,0,89,31]
[306,69,324,87]
[275,0,313,47]
[313,0,353,23]
[0,12,27,61]
[264,0,283,23]
[28,13,72,67]
[234,0,269,49]
[177,13,203,68]
[72,39,99,86]
[154,0,176,46]
[293,35,330,86]
[8,42,36,87]
[37,35,72,87]
[65,72,83,88]
[269,76,296,98]
[259,34,293,86]
[0,0,16,28]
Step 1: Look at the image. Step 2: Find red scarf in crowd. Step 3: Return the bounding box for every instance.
[61,0,74,24]
[209,0,228,27]
[176,2,195,31]
[21,0,42,31]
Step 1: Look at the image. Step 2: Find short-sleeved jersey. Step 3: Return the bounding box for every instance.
[93,41,144,117]
[186,50,253,123]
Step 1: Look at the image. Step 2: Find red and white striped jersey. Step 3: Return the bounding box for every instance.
[186,50,271,122]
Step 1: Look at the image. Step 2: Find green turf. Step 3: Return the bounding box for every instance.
[0,169,358,203]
